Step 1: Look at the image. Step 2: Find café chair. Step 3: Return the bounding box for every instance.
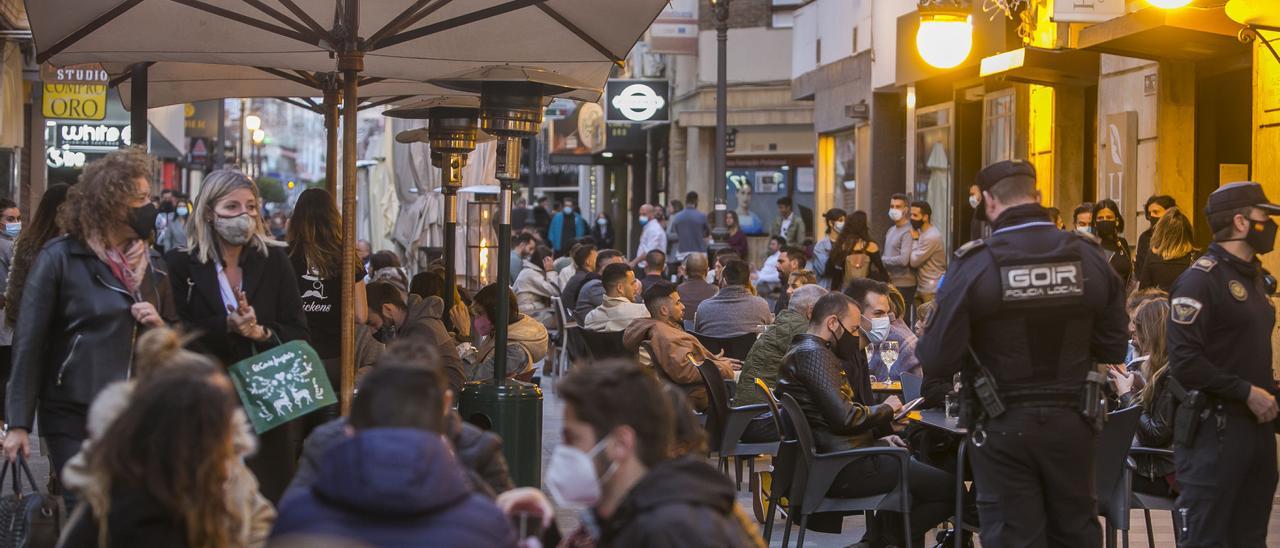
[1096,406,1143,548]
[693,331,759,362]
[1127,447,1178,548]
[580,329,627,359]
[696,361,778,490]
[756,380,799,542]
[900,372,923,402]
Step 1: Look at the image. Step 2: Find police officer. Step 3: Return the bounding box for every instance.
[1167,181,1279,547]
[917,160,1128,547]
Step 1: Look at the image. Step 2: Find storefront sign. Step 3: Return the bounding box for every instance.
[605,80,669,123]
[40,63,108,85]
[55,123,131,151]
[1052,0,1124,23]
[184,101,221,139]
[42,83,107,121]
[549,102,605,164]
[45,147,87,169]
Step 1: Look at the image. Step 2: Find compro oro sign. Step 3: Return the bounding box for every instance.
[41,63,109,121]
[606,80,670,123]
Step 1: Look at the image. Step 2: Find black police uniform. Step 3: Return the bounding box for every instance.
[1166,184,1280,547]
[917,167,1128,547]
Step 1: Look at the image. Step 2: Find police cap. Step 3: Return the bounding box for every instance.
[1206,181,1280,232]
[974,159,1036,192]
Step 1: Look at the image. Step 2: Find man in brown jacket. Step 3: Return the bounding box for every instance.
[623,282,739,411]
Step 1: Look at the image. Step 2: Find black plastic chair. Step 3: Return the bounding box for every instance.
[693,331,759,362]
[580,329,628,359]
[697,361,778,490]
[1128,447,1178,548]
[1096,406,1143,548]
[755,379,799,544]
[900,372,923,402]
[778,393,913,548]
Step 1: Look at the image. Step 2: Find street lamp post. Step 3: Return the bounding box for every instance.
[709,0,732,254]
[251,128,265,179]
[245,113,262,177]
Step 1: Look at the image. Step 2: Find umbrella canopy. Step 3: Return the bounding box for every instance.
[28,0,668,102]
[107,62,453,111]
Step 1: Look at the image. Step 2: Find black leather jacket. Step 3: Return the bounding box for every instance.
[7,236,178,430]
[1119,372,1176,480]
[777,333,893,453]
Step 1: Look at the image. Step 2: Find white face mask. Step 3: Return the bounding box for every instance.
[969,195,980,209]
[833,221,845,233]
[563,206,574,215]
[1075,226,1093,235]
[863,315,892,344]
[545,437,615,509]
[888,208,904,222]
[597,218,607,226]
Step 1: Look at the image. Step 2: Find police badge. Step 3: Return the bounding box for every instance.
[1229,280,1248,302]
[1171,297,1203,325]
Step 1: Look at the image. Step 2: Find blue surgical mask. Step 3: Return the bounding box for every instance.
[639,215,649,225]
[597,218,606,226]
[563,206,573,215]
[3,222,18,238]
[176,206,189,217]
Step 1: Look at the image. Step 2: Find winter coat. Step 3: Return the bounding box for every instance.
[467,313,548,381]
[778,334,894,453]
[271,428,517,547]
[7,236,178,430]
[622,318,734,411]
[391,294,466,396]
[1118,373,1177,481]
[733,308,808,406]
[598,456,760,547]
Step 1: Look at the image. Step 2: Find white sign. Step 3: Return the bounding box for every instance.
[610,84,667,122]
[46,148,87,169]
[1052,0,1125,23]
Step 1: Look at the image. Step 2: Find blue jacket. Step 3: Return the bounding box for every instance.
[548,211,589,252]
[271,428,516,547]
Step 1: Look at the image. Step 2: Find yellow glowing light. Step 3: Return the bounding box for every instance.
[245,114,261,131]
[252,129,266,144]
[1147,0,1192,8]
[916,13,973,69]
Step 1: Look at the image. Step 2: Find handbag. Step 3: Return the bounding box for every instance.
[0,455,61,548]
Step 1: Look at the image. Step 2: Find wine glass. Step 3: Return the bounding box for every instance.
[879,340,900,372]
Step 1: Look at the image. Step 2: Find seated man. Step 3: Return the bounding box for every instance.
[366,281,464,396]
[845,278,920,381]
[677,253,717,331]
[574,249,625,322]
[272,347,515,546]
[583,262,650,332]
[559,244,598,313]
[777,293,952,547]
[548,360,757,546]
[639,249,667,297]
[287,338,513,499]
[622,282,738,411]
[464,283,549,382]
[694,259,773,337]
[735,284,827,440]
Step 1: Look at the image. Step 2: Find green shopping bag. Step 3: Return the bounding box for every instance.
[227,340,337,434]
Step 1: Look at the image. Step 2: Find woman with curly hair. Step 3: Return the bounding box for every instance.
[166,168,308,504]
[61,352,258,547]
[2,148,177,486]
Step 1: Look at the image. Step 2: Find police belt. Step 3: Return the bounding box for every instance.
[999,391,1078,409]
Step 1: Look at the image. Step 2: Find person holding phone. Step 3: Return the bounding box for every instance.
[166,169,310,504]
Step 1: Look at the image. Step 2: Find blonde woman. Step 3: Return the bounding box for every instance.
[166,168,309,504]
[1138,207,1196,292]
[1108,299,1177,497]
[3,147,176,487]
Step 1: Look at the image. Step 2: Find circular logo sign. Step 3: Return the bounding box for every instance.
[610,84,666,122]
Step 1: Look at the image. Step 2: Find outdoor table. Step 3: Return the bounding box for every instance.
[911,409,971,548]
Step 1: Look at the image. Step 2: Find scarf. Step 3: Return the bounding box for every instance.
[95,239,148,298]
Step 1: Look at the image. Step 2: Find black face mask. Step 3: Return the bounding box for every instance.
[1095,220,1118,241]
[128,203,158,241]
[910,219,924,231]
[829,321,860,361]
[158,201,175,214]
[1246,219,1278,255]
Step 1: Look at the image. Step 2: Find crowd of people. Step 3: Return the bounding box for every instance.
[0,145,1271,547]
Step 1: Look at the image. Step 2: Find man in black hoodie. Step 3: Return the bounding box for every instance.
[545,360,759,547]
[365,281,464,395]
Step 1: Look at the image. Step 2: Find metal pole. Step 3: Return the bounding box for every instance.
[709,0,731,250]
[323,80,340,196]
[493,137,520,383]
[130,63,148,149]
[443,187,457,313]
[338,32,363,414]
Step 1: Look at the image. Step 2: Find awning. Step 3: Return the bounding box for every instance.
[979,47,1100,87]
[1078,6,1248,61]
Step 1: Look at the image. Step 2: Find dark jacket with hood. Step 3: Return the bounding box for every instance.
[599,456,758,547]
[7,236,178,430]
[271,428,517,547]
[285,414,514,499]
[392,294,465,396]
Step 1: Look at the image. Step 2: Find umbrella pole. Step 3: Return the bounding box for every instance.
[338,52,363,416]
[130,63,148,149]
[492,137,520,384]
[443,187,457,314]
[323,82,340,197]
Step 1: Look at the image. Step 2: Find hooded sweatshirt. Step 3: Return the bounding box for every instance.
[271,428,516,547]
[467,313,549,381]
[395,295,465,396]
[599,456,760,547]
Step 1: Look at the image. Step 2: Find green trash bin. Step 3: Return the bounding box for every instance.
[460,378,543,488]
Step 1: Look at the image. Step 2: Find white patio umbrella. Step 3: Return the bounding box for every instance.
[25,0,668,413]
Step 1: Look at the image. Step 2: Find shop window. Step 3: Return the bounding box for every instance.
[915,104,953,251]
[833,131,856,211]
[983,89,1015,166]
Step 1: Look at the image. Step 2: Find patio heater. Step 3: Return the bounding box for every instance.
[464,192,501,292]
[385,97,484,314]
[433,66,594,488]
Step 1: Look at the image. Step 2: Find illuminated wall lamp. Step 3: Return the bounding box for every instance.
[916,1,973,69]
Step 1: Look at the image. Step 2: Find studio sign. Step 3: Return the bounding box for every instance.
[605,79,670,123]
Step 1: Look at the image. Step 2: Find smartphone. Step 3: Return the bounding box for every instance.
[894,397,926,421]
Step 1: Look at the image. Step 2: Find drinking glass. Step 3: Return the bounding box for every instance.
[879,341,900,371]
